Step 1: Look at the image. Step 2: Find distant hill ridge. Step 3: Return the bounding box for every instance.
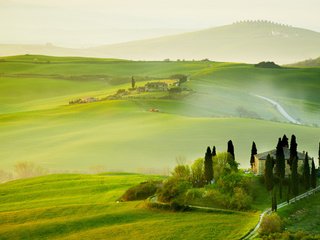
[1,20,320,64]
[288,56,320,67]
[233,19,293,27]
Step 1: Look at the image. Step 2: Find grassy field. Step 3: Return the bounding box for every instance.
[0,173,259,240]
[0,55,320,173]
[1,99,320,171]
[278,191,320,234]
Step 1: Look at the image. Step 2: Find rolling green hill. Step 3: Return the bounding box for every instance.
[0,173,258,240]
[0,55,319,173]
[1,21,320,64]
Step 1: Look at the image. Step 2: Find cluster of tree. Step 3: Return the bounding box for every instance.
[155,140,254,210]
[264,135,318,211]
[170,74,188,86]
[204,140,238,184]
[254,61,281,68]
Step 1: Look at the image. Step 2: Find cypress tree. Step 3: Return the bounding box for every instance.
[271,193,275,211]
[265,154,274,192]
[227,140,237,170]
[212,146,216,157]
[311,159,317,189]
[288,135,297,168]
[276,138,285,199]
[227,140,235,159]
[250,141,257,169]
[303,152,310,190]
[272,189,277,212]
[274,191,277,212]
[204,146,213,184]
[131,76,136,89]
[292,155,299,196]
[282,134,289,148]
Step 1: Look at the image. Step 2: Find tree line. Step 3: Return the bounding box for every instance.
[261,134,318,211]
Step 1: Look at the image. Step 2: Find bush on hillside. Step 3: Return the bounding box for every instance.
[120,180,161,201]
[261,231,320,240]
[185,188,204,201]
[14,161,47,179]
[171,164,191,180]
[212,152,236,180]
[259,213,283,235]
[209,172,254,210]
[190,158,205,187]
[217,172,253,195]
[157,177,191,203]
[229,187,252,210]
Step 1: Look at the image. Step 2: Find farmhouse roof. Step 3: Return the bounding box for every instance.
[255,147,312,160]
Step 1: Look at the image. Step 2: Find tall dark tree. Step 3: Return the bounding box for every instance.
[265,154,274,192]
[281,134,289,148]
[273,190,277,212]
[227,140,235,159]
[227,140,238,170]
[311,159,317,189]
[131,76,136,89]
[276,138,285,199]
[288,135,297,168]
[212,146,216,157]
[250,141,257,169]
[291,155,299,196]
[204,147,213,184]
[271,189,277,212]
[303,152,310,190]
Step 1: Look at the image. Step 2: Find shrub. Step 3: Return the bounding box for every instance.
[185,188,204,201]
[212,152,234,180]
[229,187,252,210]
[157,177,191,203]
[14,161,47,179]
[259,213,283,235]
[120,181,161,201]
[217,172,253,194]
[171,164,191,180]
[191,158,205,187]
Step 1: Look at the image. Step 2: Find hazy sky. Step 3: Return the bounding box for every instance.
[1,0,320,47]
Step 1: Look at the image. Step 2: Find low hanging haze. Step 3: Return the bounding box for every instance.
[1,0,320,48]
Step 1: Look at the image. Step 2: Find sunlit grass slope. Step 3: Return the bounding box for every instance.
[0,173,258,240]
[0,55,320,171]
[278,191,320,234]
[1,100,320,171]
[1,55,319,123]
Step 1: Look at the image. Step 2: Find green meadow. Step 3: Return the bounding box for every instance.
[0,55,320,172]
[278,191,320,234]
[0,173,258,240]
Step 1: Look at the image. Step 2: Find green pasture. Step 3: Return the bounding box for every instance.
[0,55,319,172]
[1,100,319,171]
[278,191,320,234]
[0,173,258,240]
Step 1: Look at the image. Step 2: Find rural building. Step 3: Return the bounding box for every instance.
[145,82,168,92]
[252,147,313,175]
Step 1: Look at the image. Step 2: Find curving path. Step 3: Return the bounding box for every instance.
[242,185,320,240]
[253,94,301,125]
